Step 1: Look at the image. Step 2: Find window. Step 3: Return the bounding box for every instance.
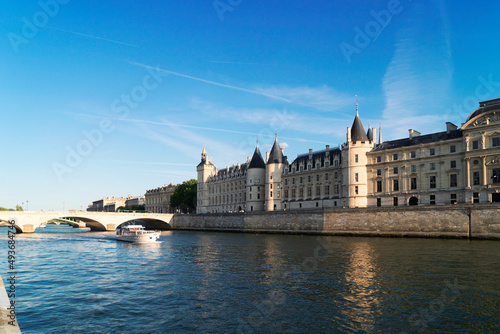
[284,190,288,198]
[316,174,320,181]
[334,172,337,180]
[325,173,329,181]
[411,178,417,190]
[299,188,304,197]
[393,179,399,191]
[393,197,398,206]
[430,176,436,189]
[430,148,435,156]
[450,174,457,187]
[334,184,339,194]
[285,179,288,186]
[450,194,457,205]
[270,191,272,198]
[411,165,417,173]
[376,181,382,192]
[377,169,382,176]
[393,167,398,174]
[308,175,311,182]
[472,140,479,150]
[270,184,273,189]
[307,187,312,196]
[450,145,456,153]
[451,160,456,168]
[473,192,480,203]
[355,186,359,194]
[377,156,382,163]
[377,198,381,207]
[316,186,321,196]
[355,154,359,163]
[473,172,480,186]
[410,151,416,158]
[493,137,500,147]
[430,194,436,205]
[257,193,260,199]
[292,178,295,185]
[300,177,303,184]
[355,173,359,182]
[493,169,500,184]
[292,189,296,197]
[325,185,330,195]
[430,163,436,170]
[393,154,398,161]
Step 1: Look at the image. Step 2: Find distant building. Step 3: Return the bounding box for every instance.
[145,183,178,213]
[197,98,500,212]
[125,195,145,208]
[87,197,127,212]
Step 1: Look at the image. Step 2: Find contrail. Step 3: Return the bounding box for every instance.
[129,62,292,103]
[49,27,139,48]
[66,112,330,145]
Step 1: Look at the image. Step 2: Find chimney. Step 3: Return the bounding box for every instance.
[281,148,284,154]
[378,123,382,144]
[326,145,330,152]
[446,122,458,133]
[347,127,351,142]
[246,156,251,163]
[372,127,377,144]
[266,151,269,161]
[309,149,313,158]
[409,129,421,139]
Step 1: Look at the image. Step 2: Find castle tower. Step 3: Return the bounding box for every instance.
[246,141,266,212]
[265,135,285,211]
[196,145,216,213]
[341,102,375,208]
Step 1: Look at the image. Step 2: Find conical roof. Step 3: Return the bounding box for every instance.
[367,123,373,141]
[267,137,284,164]
[351,111,369,142]
[248,144,266,169]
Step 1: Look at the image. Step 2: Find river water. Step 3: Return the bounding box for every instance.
[1,231,499,333]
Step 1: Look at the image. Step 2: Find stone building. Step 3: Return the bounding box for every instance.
[87,197,127,212]
[125,195,145,209]
[145,183,177,213]
[196,98,500,212]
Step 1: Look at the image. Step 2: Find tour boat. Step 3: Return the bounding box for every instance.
[115,225,161,243]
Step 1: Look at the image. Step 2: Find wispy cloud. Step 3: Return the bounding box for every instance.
[129,62,292,102]
[381,0,453,139]
[48,27,140,48]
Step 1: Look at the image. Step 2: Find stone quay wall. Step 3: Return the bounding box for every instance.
[172,204,500,239]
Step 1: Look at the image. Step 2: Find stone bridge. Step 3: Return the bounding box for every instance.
[0,211,174,233]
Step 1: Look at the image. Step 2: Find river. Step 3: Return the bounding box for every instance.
[1,231,499,333]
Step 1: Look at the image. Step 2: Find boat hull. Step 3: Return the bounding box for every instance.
[115,232,161,243]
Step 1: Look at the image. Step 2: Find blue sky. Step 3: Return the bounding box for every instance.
[2,0,500,211]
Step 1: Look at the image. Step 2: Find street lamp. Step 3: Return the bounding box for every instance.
[26,200,29,211]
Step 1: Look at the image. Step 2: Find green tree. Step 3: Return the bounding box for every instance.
[15,205,23,211]
[170,179,197,213]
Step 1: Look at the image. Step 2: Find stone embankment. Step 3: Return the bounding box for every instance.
[173,204,500,239]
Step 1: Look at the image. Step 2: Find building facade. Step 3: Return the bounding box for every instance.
[87,197,127,212]
[197,98,500,213]
[145,183,177,213]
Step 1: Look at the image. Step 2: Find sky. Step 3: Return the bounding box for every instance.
[1,0,500,211]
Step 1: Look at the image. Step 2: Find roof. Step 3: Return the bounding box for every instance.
[291,147,342,167]
[466,98,500,122]
[371,129,463,152]
[351,113,369,142]
[267,138,286,164]
[367,127,373,141]
[216,163,248,177]
[248,145,266,169]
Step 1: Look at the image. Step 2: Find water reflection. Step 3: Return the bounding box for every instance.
[341,241,380,332]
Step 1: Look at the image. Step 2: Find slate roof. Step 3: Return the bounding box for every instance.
[371,130,463,152]
[466,98,500,122]
[267,138,286,164]
[290,147,342,168]
[351,114,369,142]
[248,145,266,169]
[216,163,248,177]
[367,127,373,141]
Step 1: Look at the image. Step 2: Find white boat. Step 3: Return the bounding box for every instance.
[116,225,161,243]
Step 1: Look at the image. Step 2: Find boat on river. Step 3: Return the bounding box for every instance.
[115,225,160,243]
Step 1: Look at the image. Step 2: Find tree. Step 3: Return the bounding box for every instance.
[170,179,197,213]
[15,205,23,211]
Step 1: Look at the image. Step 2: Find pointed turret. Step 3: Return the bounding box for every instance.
[267,135,284,164]
[367,122,373,141]
[350,102,369,142]
[249,141,266,169]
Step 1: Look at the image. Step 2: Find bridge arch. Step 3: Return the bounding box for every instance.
[61,216,107,231]
[0,219,23,233]
[117,217,172,230]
